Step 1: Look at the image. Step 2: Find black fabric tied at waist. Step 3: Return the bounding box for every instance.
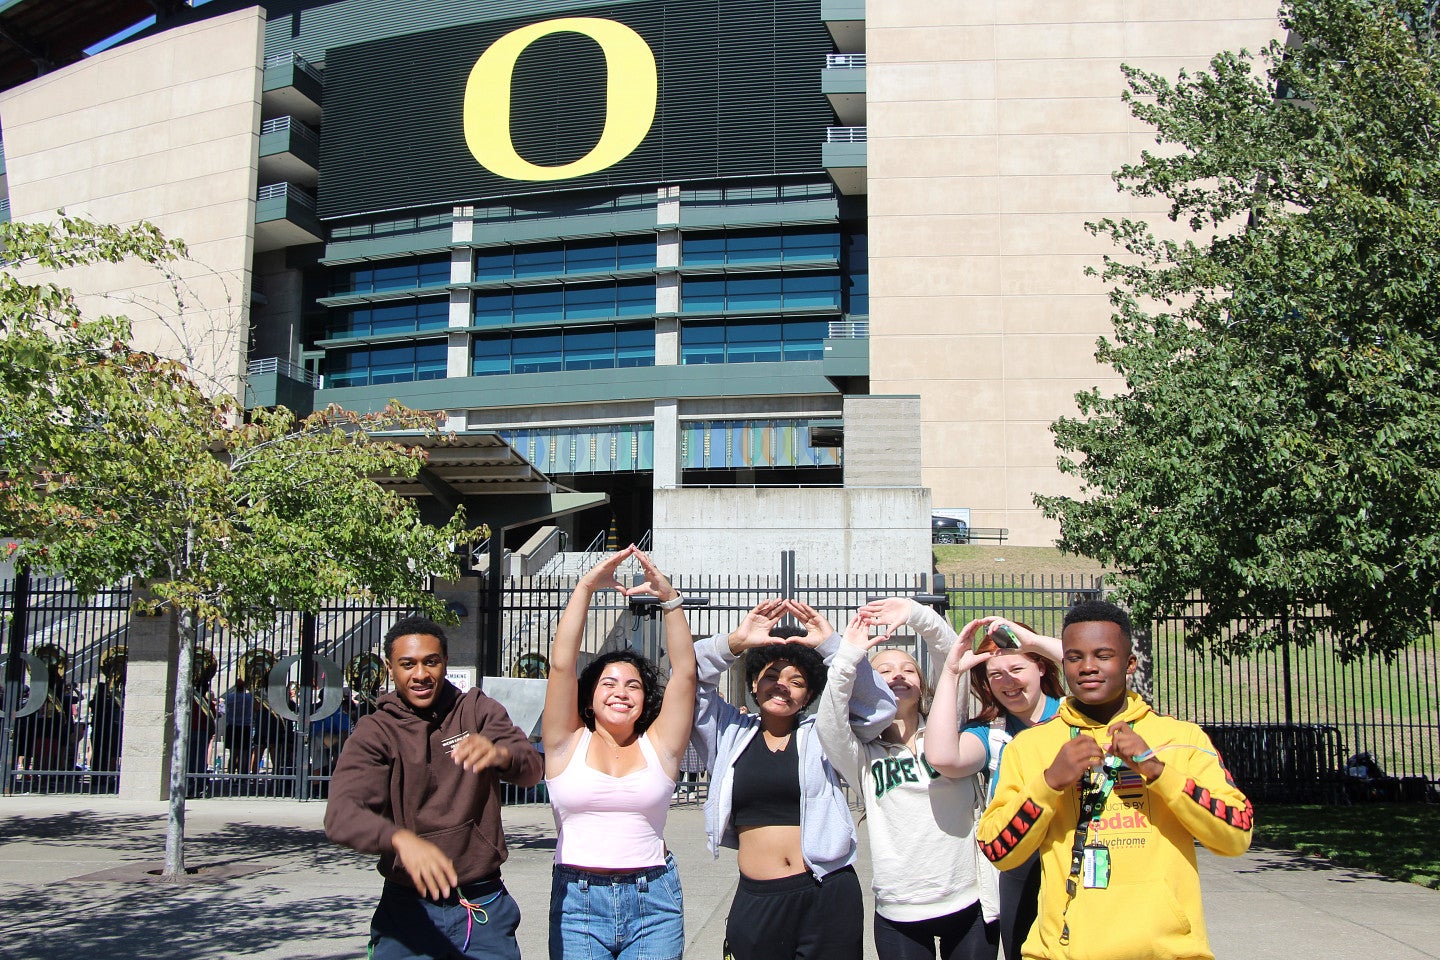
[387,871,504,905]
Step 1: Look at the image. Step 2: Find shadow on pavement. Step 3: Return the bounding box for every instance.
[1244,842,1407,883]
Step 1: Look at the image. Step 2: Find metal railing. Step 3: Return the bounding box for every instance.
[247,357,318,386]
[263,50,323,82]
[825,53,866,69]
[828,319,869,339]
[257,182,316,209]
[260,116,320,143]
[826,126,868,143]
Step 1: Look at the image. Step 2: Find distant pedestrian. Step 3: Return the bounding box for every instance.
[222,678,257,774]
[325,616,543,960]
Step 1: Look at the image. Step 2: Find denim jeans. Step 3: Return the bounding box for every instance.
[549,854,684,960]
[369,877,521,960]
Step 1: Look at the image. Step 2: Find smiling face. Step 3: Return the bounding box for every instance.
[1061,619,1136,721]
[872,649,924,707]
[591,660,646,731]
[984,651,1047,720]
[387,633,447,711]
[751,659,812,719]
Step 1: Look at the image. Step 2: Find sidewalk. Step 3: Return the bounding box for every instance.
[0,796,1437,959]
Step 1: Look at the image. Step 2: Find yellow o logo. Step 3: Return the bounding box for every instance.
[464,18,657,181]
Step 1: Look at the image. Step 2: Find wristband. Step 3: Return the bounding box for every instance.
[1130,749,1155,763]
[659,594,685,611]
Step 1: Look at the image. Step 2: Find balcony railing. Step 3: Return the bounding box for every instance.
[825,53,866,69]
[260,116,319,143]
[263,50,323,82]
[826,126,868,143]
[248,356,318,386]
[828,319,869,339]
[257,182,317,209]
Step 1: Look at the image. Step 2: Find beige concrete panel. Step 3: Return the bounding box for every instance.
[869,138,999,180]
[873,334,1003,382]
[998,255,1104,296]
[924,467,1012,513]
[869,25,996,62]
[1001,332,1112,380]
[869,0,999,29]
[994,21,1126,60]
[995,60,1131,101]
[997,0,1125,25]
[872,296,1007,337]
[870,100,1000,139]
[870,62,997,102]
[1002,378,1099,422]
[870,177,1001,217]
[998,175,1125,214]
[1131,1,1284,20]
[997,212,1115,257]
[999,97,1131,137]
[914,378,1009,424]
[867,214,1001,257]
[1123,18,1284,58]
[1002,293,1113,336]
[169,70,263,118]
[1005,419,1069,465]
[997,133,1133,178]
[872,255,1004,298]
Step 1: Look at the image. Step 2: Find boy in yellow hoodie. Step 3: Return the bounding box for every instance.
[976,599,1252,960]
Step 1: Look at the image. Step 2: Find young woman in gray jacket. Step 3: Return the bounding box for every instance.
[687,598,897,960]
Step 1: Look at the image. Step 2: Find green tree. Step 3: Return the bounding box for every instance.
[1037,0,1440,659]
[0,215,477,876]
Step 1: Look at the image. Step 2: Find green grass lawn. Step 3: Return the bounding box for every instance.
[1256,803,1440,889]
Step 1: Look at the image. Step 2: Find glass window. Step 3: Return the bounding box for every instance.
[683,234,726,265]
[370,304,413,335]
[416,299,449,331]
[515,288,564,322]
[325,347,367,387]
[782,320,827,361]
[512,332,563,374]
[419,259,451,287]
[617,237,655,268]
[566,284,615,320]
[368,345,413,384]
[727,321,783,363]
[681,321,726,365]
[473,291,512,322]
[728,233,781,263]
[515,245,565,278]
[474,249,513,280]
[683,278,725,313]
[728,277,782,310]
[567,241,614,274]
[564,328,615,370]
[784,231,839,261]
[783,274,840,309]
[616,280,653,316]
[371,265,413,291]
[472,336,511,376]
[616,326,655,367]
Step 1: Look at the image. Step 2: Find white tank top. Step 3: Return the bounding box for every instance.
[548,729,674,869]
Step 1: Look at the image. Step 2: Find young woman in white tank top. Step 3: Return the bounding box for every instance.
[540,546,697,960]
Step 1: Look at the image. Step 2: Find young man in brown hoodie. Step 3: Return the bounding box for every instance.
[326,615,544,960]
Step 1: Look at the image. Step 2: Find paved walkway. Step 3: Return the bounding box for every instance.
[0,796,1437,959]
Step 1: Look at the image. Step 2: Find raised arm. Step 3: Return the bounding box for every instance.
[541,547,634,769]
[923,624,992,778]
[629,548,696,775]
[690,599,787,764]
[815,612,895,787]
[788,599,897,740]
[989,616,1063,663]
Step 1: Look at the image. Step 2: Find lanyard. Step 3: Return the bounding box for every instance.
[1059,726,1122,946]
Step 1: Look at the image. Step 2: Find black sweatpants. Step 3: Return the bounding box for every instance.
[998,852,1042,960]
[724,867,863,960]
[873,901,998,960]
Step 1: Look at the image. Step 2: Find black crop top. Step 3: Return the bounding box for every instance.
[730,731,801,827]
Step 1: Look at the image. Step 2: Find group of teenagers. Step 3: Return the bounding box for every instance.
[324,545,1254,960]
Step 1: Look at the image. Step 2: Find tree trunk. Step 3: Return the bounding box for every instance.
[162,605,197,879]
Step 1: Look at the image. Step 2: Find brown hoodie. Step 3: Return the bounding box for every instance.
[324,681,543,888]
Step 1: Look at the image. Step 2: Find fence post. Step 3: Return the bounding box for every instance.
[2,567,32,795]
[118,589,181,801]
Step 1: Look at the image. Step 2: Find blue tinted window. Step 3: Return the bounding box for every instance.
[567,284,614,320]
[512,332,563,374]
[565,329,614,370]
[683,235,726,265]
[473,291,511,322]
[516,245,564,278]
[783,274,840,308]
[515,288,563,322]
[617,237,655,268]
[567,241,614,274]
[729,277,782,310]
[332,256,448,295]
[616,326,655,367]
[728,234,781,263]
[616,281,653,315]
[472,337,510,376]
[785,231,839,260]
[416,342,448,380]
[474,250,513,280]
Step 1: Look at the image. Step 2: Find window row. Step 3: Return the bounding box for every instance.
[683,274,840,313]
[472,325,655,377]
[682,229,839,266]
[474,280,654,325]
[681,319,827,365]
[324,341,447,388]
[330,257,449,296]
[326,298,449,340]
[474,237,654,281]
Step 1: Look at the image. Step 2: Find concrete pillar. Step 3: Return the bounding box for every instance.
[842,395,923,488]
[653,399,680,490]
[448,209,475,378]
[432,577,486,674]
[117,605,179,801]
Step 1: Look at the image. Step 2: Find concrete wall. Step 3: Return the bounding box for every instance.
[865,2,1285,544]
[843,395,922,488]
[652,486,931,577]
[0,7,266,398]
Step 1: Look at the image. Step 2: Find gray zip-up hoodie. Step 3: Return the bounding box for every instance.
[688,631,897,880]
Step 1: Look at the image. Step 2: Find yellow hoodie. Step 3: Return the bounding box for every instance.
[976,693,1252,960]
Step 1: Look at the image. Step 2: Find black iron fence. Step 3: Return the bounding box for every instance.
[3,566,1436,805]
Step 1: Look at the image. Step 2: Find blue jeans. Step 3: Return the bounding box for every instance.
[549,854,684,960]
[369,877,521,960]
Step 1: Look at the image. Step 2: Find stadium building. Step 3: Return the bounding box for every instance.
[0,0,1283,568]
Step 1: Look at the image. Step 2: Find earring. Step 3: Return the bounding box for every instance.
[581,706,595,719]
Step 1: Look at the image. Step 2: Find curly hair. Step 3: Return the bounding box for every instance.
[383,615,449,659]
[967,621,1064,725]
[577,650,664,734]
[743,641,827,710]
[1062,599,1133,646]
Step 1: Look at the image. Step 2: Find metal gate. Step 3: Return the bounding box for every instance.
[1,570,132,795]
